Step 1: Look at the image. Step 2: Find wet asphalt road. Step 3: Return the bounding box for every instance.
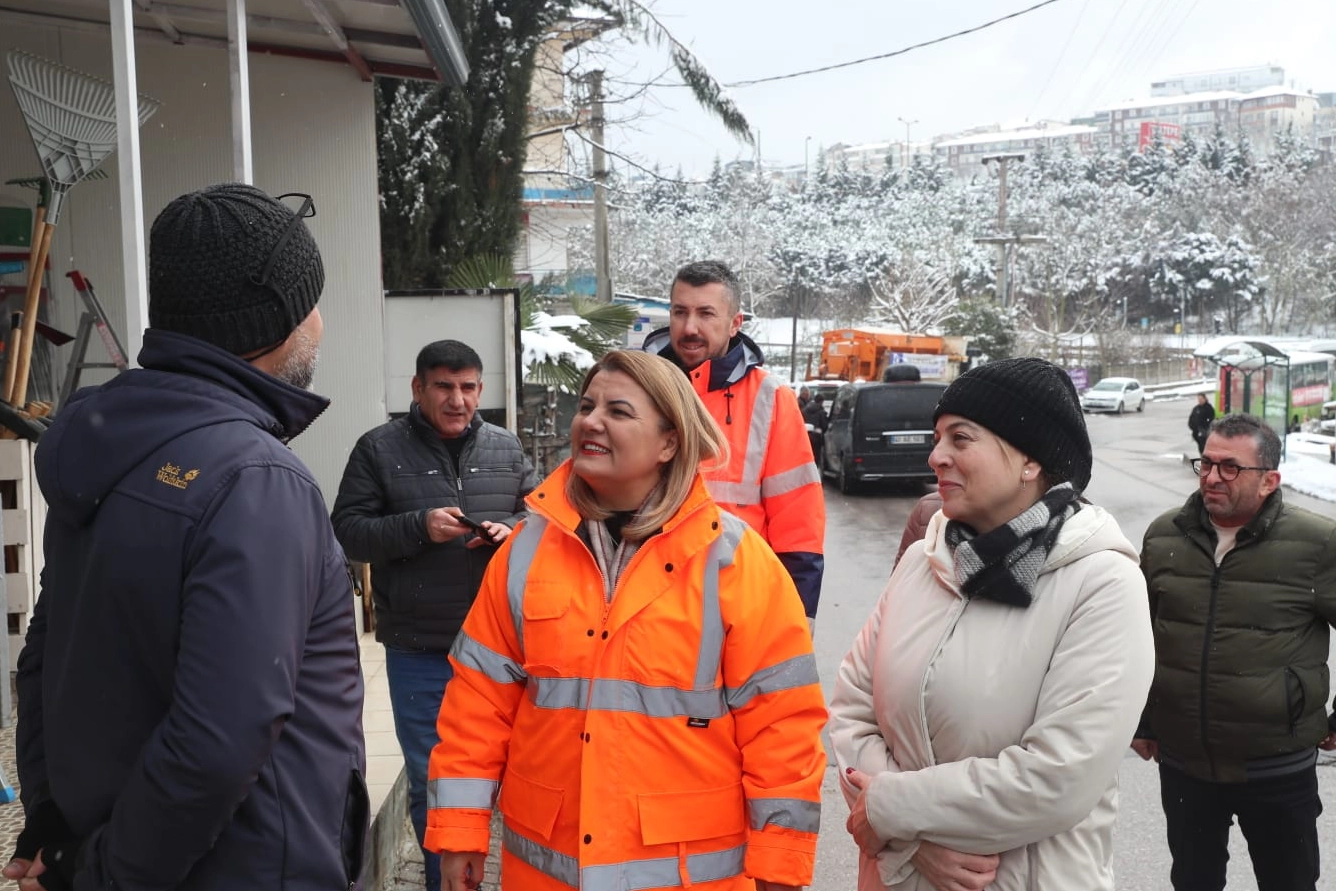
[809,395,1336,890]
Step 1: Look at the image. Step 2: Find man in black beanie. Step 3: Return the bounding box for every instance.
[7,184,367,891]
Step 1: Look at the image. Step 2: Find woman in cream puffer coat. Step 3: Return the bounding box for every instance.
[830,357,1154,891]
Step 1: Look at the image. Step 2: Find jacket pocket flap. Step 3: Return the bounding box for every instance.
[499,768,564,840]
[521,581,571,621]
[638,784,746,846]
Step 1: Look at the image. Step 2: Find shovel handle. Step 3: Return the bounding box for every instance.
[10,222,53,408]
[1,312,21,406]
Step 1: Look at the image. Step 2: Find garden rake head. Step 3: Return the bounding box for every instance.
[6,50,160,225]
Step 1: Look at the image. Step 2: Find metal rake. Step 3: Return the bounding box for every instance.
[5,51,160,408]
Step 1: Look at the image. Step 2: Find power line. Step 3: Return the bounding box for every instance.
[1029,0,1094,118]
[570,128,711,185]
[724,0,1071,88]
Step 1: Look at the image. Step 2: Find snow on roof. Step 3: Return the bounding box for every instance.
[1099,90,1243,112]
[934,124,1097,149]
[1237,85,1317,102]
[833,140,897,153]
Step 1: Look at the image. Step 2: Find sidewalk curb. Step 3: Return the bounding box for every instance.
[365,767,410,891]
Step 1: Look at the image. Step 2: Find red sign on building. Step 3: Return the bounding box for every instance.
[1139,121,1182,149]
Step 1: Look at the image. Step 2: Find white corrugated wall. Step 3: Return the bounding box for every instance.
[0,19,387,504]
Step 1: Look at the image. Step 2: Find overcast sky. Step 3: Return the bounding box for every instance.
[584,0,1336,177]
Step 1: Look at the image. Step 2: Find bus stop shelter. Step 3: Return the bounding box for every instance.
[1194,338,1292,460]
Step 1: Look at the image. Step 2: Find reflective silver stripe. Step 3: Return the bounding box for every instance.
[583,844,746,890]
[725,652,821,711]
[503,824,746,891]
[704,479,761,506]
[426,777,499,810]
[748,796,821,833]
[506,516,548,652]
[741,374,780,486]
[450,631,527,686]
[503,824,580,887]
[503,511,746,720]
[531,676,728,719]
[759,461,822,499]
[696,513,745,690]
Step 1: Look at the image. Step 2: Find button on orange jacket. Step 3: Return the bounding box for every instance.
[425,463,827,890]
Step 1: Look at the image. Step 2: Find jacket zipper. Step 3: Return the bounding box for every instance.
[1199,564,1222,777]
[917,595,969,768]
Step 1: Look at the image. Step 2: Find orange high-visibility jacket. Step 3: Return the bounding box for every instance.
[644,328,826,619]
[424,463,827,890]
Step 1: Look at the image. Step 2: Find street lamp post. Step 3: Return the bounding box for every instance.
[897,116,918,169]
[804,135,812,182]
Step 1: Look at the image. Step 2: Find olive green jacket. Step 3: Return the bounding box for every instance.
[1140,490,1336,782]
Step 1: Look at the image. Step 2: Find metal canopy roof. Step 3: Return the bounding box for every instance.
[0,0,468,84]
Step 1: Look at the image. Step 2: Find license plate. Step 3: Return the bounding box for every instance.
[889,433,925,444]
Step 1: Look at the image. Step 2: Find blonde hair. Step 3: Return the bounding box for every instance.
[566,350,727,539]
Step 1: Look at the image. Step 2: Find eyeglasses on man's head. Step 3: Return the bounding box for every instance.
[1190,457,1273,481]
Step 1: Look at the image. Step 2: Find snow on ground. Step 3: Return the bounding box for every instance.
[1283,434,1336,503]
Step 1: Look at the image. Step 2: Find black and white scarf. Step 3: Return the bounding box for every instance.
[943,482,1082,608]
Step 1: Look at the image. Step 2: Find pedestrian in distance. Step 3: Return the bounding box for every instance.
[332,338,535,891]
[1134,412,1336,891]
[1188,393,1216,455]
[642,260,825,630]
[830,357,1154,891]
[7,184,367,891]
[425,349,827,891]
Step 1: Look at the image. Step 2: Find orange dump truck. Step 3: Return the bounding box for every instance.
[813,328,947,383]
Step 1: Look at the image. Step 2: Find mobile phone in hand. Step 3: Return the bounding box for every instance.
[457,514,496,543]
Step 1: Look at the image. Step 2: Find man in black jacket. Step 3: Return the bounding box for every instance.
[7,184,366,891]
[332,340,535,891]
[1134,413,1336,891]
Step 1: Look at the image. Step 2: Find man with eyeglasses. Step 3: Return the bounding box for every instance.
[1134,412,1336,891]
[6,185,368,891]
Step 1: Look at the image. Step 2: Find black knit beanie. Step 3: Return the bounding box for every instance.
[934,357,1093,492]
[148,184,323,355]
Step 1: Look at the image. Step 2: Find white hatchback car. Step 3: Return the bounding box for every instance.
[1080,377,1146,414]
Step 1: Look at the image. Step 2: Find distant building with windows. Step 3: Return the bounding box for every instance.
[826,140,921,173]
[1237,87,1319,146]
[1151,65,1285,97]
[933,123,1098,177]
[515,15,617,295]
[1100,91,1242,148]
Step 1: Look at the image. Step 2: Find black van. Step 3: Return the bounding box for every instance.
[821,381,947,493]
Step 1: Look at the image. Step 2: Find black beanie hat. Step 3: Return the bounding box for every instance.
[934,357,1093,492]
[149,184,323,355]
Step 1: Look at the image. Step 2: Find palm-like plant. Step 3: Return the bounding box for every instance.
[448,254,635,391]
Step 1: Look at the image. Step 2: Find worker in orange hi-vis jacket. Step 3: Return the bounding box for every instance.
[425,350,827,891]
[642,260,825,631]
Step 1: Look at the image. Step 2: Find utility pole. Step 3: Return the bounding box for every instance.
[897,116,918,170]
[588,70,612,303]
[974,153,1045,308]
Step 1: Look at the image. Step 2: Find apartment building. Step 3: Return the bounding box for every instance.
[934,124,1099,176]
[1102,91,1243,148]
[1151,65,1285,97]
[1237,87,1319,146]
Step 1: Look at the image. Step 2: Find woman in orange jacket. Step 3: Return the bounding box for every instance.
[425,350,827,891]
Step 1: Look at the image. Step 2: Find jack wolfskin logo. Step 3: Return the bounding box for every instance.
[156,463,200,490]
